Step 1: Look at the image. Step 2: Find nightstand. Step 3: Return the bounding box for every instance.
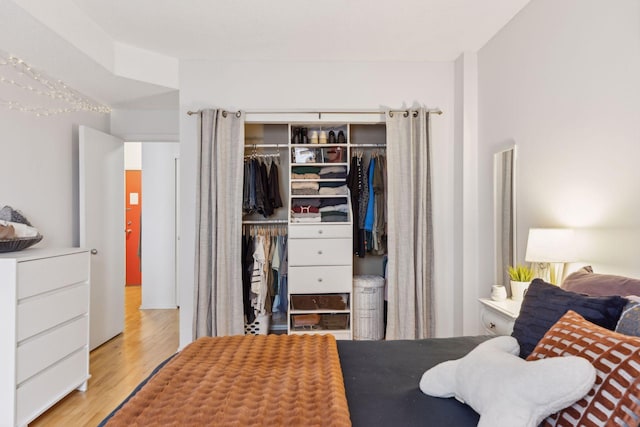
[479,298,522,335]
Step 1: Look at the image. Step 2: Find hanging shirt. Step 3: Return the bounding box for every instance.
[250,236,268,315]
[364,157,376,232]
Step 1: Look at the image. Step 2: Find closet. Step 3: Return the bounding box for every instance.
[242,117,387,340]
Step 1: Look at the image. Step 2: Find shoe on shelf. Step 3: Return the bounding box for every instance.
[337,130,346,143]
[328,130,337,144]
[301,128,309,144]
[292,127,300,144]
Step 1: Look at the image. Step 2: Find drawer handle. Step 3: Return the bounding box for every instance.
[317,278,323,282]
[317,250,323,255]
[489,322,496,329]
[318,229,323,234]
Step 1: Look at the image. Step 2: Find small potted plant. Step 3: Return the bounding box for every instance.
[507,264,534,301]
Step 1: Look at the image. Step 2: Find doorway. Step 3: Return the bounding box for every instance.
[125,169,142,286]
[124,141,180,309]
[125,143,143,287]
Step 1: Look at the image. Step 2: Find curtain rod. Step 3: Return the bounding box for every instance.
[186,109,443,117]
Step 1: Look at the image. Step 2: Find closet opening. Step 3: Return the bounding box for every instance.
[241,120,388,340]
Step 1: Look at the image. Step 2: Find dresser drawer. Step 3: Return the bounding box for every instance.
[16,348,88,426]
[289,266,352,293]
[289,224,351,239]
[288,238,352,266]
[17,283,89,341]
[18,253,89,299]
[480,306,515,336]
[17,316,88,384]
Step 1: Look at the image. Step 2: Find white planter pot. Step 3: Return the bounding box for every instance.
[510,280,531,301]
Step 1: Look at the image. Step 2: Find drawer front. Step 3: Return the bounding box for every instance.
[480,307,515,336]
[289,266,352,293]
[16,349,88,426]
[17,316,89,384]
[17,284,89,341]
[288,224,351,239]
[289,330,352,340]
[18,252,89,299]
[288,238,352,266]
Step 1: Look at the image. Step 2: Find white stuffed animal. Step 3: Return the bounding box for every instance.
[419,336,595,427]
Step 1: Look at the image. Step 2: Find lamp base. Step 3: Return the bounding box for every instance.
[531,262,566,285]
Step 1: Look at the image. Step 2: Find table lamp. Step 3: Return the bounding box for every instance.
[525,228,577,285]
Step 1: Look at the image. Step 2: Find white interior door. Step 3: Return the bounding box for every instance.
[140,142,179,309]
[79,126,125,350]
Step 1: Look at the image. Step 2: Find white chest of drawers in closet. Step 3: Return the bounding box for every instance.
[0,248,90,427]
[288,224,353,339]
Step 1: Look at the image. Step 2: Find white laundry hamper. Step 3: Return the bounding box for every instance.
[244,313,270,335]
[353,275,385,340]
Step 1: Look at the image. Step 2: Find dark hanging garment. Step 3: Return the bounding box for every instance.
[258,160,273,218]
[242,234,255,324]
[347,155,366,257]
[242,161,251,213]
[268,160,283,210]
[248,159,257,213]
[254,159,266,216]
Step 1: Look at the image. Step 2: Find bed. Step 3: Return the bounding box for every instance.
[100,267,640,427]
[99,333,488,427]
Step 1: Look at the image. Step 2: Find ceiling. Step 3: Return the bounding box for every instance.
[72,0,530,62]
[3,0,531,109]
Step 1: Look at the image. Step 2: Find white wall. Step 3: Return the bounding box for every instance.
[178,60,459,347]
[141,142,180,309]
[111,109,179,142]
[478,0,640,286]
[124,142,142,170]
[0,107,109,248]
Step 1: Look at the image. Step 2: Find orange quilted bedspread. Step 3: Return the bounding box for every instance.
[104,334,352,426]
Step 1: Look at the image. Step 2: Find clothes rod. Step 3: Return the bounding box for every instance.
[244,143,288,148]
[187,109,443,117]
[242,219,288,225]
[352,143,386,148]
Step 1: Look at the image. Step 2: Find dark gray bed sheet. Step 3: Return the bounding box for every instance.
[337,335,490,427]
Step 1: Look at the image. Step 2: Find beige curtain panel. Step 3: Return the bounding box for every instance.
[193,109,245,338]
[385,108,434,340]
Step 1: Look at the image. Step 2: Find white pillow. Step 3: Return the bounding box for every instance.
[419,336,595,427]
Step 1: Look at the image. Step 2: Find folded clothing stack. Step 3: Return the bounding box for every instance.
[319,166,347,180]
[292,166,321,175]
[291,181,319,195]
[319,198,349,222]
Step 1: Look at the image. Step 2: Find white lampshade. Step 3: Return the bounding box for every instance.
[525,228,577,263]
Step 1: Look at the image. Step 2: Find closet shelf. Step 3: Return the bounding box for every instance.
[290,194,347,199]
[291,162,349,167]
[291,143,348,148]
[290,179,347,182]
[290,309,351,315]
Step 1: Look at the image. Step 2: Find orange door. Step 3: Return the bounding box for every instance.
[125,170,142,286]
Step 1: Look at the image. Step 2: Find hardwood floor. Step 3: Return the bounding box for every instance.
[30,286,179,427]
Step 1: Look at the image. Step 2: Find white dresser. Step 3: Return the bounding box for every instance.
[0,248,90,427]
[288,224,353,339]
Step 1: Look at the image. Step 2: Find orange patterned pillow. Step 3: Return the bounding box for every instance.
[527,310,640,426]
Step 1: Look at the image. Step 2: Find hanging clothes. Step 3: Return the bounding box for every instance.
[241,225,288,326]
[243,155,283,218]
[347,153,367,257]
[372,153,387,255]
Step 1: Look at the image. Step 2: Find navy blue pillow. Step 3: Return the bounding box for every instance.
[512,279,628,358]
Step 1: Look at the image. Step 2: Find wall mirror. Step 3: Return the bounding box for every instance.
[494,145,517,287]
